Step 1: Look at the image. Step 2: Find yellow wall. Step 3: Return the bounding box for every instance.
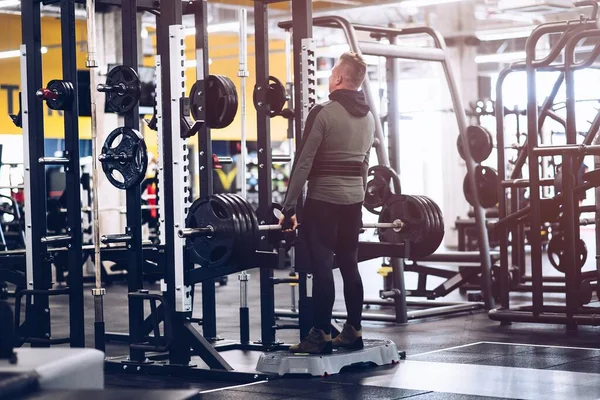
[0,14,90,138]
[1,13,290,145]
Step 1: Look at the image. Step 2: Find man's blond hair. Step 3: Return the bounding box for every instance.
[338,51,367,89]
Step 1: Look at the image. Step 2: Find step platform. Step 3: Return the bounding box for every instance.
[256,339,401,376]
[0,348,104,390]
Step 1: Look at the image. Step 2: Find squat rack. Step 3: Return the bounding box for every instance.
[16,0,84,348]
[490,2,600,326]
[105,0,316,381]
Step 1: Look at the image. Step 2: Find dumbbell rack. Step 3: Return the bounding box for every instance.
[11,0,85,348]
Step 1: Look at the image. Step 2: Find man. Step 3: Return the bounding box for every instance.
[278,52,375,354]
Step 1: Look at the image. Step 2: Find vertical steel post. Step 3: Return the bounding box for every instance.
[525,39,543,315]
[254,0,277,347]
[157,0,187,366]
[60,0,85,348]
[291,0,314,340]
[21,0,50,347]
[120,0,146,361]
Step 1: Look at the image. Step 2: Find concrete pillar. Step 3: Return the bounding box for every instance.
[96,10,124,238]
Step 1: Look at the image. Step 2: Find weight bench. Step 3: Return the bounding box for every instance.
[361,250,498,323]
[406,251,501,299]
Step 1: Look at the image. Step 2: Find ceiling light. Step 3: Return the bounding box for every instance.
[400,0,465,8]
[476,28,534,41]
[184,59,212,68]
[0,46,49,60]
[475,51,526,64]
[185,22,242,37]
[0,50,20,60]
[0,0,20,9]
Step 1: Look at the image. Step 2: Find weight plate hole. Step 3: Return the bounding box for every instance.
[110,135,122,148]
[111,169,125,184]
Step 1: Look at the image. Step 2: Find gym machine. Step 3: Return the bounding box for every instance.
[277,16,494,325]
[489,1,600,327]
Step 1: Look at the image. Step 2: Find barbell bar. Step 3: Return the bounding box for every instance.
[183,193,444,268]
[177,219,404,238]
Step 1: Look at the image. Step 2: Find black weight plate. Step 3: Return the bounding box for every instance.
[409,195,435,257]
[415,195,443,256]
[104,66,141,115]
[424,196,446,250]
[99,127,148,190]
[547,233,587,273]
[214,194,245,264]
[267,76,287,117]
[379,194,429,258]
[220,194,253,263]
[206,75,227,128]
[364,174,391,215]
[214,75,232,128]
[463,166,499,209]
[185,196,237,268]
[217,75,239,128]
[46,80,74,111]
[231,194,259,253]
[457,125,494,163]
[369,165,401,195]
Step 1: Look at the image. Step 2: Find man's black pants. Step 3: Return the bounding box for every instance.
[299,197,364,334]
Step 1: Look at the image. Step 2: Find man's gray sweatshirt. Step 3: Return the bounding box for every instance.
[282,89,375,214]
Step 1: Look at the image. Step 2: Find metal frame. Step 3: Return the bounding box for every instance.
[278,16,494,325]
[16,0,84,348]
[490,5,600,326]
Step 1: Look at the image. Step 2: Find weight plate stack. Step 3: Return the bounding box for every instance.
[231,193,260,253]
[185,196,238,268]
[415,195,445,256]
[46,80,74,111]
[219,194,254,264]
[378,194,434,258]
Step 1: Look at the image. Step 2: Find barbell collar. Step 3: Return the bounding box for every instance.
[97,83,126,95]
[178,227,215,238]
[36,88,59,101]
[98,152,131,162]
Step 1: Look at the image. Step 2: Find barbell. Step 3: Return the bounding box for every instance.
[178,220,404,238]
[180,193,443,269]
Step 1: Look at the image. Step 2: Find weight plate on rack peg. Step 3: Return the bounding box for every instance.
[463,166,499,209]
[547,233,587,273]
[100,66,141,114]
[457,125,494,163]
[98,127,148,190]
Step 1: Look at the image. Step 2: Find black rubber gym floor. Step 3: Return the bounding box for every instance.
[14,228,600,398]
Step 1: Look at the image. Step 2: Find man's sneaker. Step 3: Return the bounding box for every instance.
[289,328,332,354]
[332,323,363,350]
